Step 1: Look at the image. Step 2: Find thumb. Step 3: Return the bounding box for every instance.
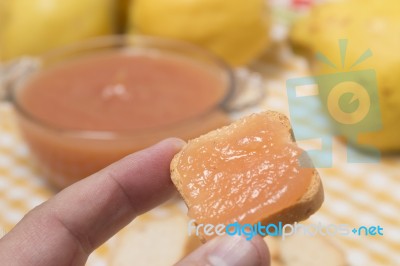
[175,235,270,266]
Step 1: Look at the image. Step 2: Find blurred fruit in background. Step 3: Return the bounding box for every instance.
[0,0,272,66]
[0,0,114,61]
[290,0,400,152]
[128,0,271,66]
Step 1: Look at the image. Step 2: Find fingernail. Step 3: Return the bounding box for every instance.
[206,236,263,266]
[165,137,186,150]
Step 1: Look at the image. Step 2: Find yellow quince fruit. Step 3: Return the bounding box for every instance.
[290,0,400,152]
[128,0,270,66]
[0,0,114,61]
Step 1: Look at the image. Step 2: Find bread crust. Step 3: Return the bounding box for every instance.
[170,111,324,232]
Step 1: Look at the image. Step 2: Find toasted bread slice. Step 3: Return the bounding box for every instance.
[264,236,280,259]
[171,111,323,240]
[279,234,347,266]
[109,203,202,266]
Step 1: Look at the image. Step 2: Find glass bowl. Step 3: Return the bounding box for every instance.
[1,35,262,189]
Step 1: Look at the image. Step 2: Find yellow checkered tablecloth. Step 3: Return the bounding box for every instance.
[1,55,400,266]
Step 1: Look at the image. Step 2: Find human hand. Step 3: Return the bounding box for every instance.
[0,138,270,266]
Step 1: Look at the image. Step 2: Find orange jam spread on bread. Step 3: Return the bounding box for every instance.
[175,113,313,231]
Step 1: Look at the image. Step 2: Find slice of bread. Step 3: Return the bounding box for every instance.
[170,111,324,240]
[279,234,347,266]
[264,236,281,259]
[109,203,201,266]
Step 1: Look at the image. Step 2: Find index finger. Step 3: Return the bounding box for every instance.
[0,138,185,266]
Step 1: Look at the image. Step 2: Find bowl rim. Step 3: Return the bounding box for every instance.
[9,34,236,140]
